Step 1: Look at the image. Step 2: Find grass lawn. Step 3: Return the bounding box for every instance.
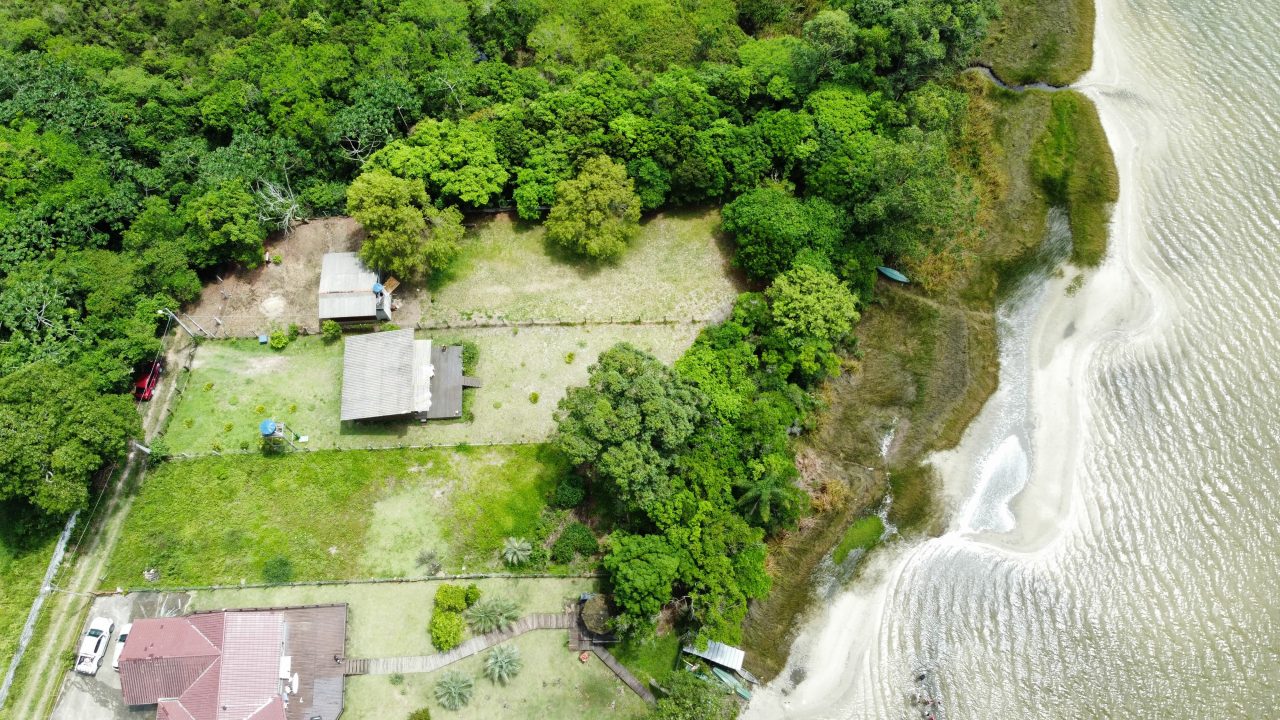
[162,325,701,455]
[613,632,682,687]
[101,445,569,589]
[430,208,743,325]
[345,632,647,720]
[0,507,61,684]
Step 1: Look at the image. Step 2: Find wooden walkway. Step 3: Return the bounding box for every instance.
[592,645,657,705]
[568,619,656,705]
[345,607,657,705]
[345,611,573,676]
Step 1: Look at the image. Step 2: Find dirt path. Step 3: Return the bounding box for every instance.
[3,334,194,720]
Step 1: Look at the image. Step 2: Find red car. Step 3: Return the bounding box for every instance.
[133,360,164,401]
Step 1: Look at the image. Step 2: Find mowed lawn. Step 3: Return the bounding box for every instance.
[345,631,647,720]
[431,208,742,324]
[162,325,700,455]
[101,445,568,590]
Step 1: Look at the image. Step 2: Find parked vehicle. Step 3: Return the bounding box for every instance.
[112,623,132,670]
[133,360,164,401]
[75,618,114,675]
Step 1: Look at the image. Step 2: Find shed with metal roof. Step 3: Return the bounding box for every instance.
[339,329,465,422]
[318,252,391,325]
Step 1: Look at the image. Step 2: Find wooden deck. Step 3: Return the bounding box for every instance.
[426,344,464,419]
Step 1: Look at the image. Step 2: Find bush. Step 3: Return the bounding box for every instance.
[464,583,481,607]
[527,545,549,568]
[148,437,171,462]
[429,611,465,651]
[460,341,479,375]
[501,537,531,566]
[466,597,519,634]
[484,644,523,684]
[433,670,474,711]
[434,584,469,612]
[551,522,599,563]
[268,329,289,350]
[551,477,586,509]
[321,319,342,343]
[262,556,294,584]
[287,323,300,340]
[528,392,539,404]
[408,708,432,720]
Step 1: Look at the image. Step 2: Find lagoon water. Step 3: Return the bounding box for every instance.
[746,0,1280,716]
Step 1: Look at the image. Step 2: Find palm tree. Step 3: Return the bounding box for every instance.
[433,671,473,710]
[484,644,523,684]
[501,537,531,566]
[734,454,804,530]
[466,597,519,634]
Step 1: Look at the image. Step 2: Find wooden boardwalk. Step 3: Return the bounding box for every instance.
[592,645,657,705]
[345,607,657,705]
[346,611,573,676]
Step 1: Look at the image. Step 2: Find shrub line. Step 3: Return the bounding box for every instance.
[99,571,604,596]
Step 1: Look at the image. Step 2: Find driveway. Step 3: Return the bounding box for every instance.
[49,593,192,720]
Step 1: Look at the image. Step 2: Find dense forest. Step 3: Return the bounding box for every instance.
[0,0,999,647]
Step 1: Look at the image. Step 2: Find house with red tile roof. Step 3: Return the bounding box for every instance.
[119,605,347,720]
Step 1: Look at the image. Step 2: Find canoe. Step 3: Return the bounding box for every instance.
[711,667,752,700]
[877,266,910,283]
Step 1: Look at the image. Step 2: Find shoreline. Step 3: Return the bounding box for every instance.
[740,0,1125,704]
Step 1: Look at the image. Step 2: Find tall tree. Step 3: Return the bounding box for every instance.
[553,343,704,523]
[544,156,642,261]
[0,362,139,514]
[347,169,464,281]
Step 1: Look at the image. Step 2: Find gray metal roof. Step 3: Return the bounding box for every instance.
[319,252,377,294]
[319,253,383,321]
[682,641,745,672]
[340,330,420,421]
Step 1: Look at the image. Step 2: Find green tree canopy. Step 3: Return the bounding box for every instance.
[0,362,139,514]
[602,532,681,632]
[553,343,704,523]
[368,118,509,207]
[347,169,464,281]
[544,156,642,261]
[180,180,267,269]
[766,264,859,344]
[722,185,850,280]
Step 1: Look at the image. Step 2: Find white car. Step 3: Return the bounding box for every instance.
[74,617,114,675]
[112,623,132,671]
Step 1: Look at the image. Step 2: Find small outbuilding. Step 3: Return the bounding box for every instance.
[682,640,760,685]
[339,329,467,422]
[318,252,392,326]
